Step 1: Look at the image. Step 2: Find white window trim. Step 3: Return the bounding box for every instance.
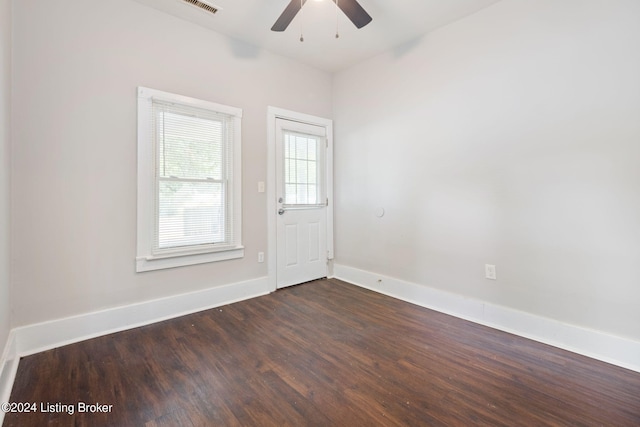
[136,87,243,272]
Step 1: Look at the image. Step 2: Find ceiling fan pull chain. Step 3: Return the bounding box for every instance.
[299,0,304,42]
[335,0,340,39]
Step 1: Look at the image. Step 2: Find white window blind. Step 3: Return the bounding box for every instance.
[137,87,243,272]
[153,101,235,253]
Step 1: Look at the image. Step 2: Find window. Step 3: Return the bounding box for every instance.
[137,87,243,272]
[283,131,325,206]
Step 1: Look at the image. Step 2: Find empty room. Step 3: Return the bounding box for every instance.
[1,0,639,425]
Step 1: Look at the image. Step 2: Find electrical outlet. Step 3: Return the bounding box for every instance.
[258,181,265,193]
[485,264,497,280]
[258,252,265,263]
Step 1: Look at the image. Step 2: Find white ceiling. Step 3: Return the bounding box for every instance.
[134,0,501,72]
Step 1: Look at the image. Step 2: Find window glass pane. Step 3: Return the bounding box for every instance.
[308,139,317,161]
[284,134,291,158]
[296,159,308,184]
[283,131,323,205]
[158,181,225,249]
[284,158,291,183]
[298,184,308,204]
[307,184,317,204]
[295,136,308,160]
[285,184,297,204]
[158,112,223,180]
[308,162,317,185]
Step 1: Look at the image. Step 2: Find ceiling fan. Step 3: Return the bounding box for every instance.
[271,0,372,32]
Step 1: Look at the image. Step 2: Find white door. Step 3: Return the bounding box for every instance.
[275,119,328,289]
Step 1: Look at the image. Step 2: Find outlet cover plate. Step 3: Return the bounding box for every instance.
[485,264,497,280]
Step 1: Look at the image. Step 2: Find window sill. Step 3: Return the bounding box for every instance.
[136,246,244,272]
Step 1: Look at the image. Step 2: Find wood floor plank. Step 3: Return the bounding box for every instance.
[3,279,640,426]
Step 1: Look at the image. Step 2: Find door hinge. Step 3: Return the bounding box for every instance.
[326,197,329,206]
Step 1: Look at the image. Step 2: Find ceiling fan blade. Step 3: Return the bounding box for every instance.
[271,0,307,32]
[333,0,372,29]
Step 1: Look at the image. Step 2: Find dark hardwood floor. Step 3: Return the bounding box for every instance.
[4,279,640,426]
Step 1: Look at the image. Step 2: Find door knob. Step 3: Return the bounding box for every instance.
[278,208,285,215]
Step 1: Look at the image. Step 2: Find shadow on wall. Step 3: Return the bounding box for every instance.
[227,38,262,60]
[392,34,425,58]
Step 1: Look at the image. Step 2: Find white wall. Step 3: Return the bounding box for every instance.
[9,0,640,352]
[0,0,11,353]
[11,0,332,327]
[333,0,640,342]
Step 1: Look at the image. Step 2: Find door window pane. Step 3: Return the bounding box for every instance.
[283,132,322,205]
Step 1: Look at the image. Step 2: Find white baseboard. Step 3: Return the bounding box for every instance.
[0,330,18,426]
[334,264,640,373]
[13,276,270,358]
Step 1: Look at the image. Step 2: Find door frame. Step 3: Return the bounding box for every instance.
[267,106,334,292]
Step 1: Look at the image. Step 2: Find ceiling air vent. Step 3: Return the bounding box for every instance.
[182,0,220,15]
